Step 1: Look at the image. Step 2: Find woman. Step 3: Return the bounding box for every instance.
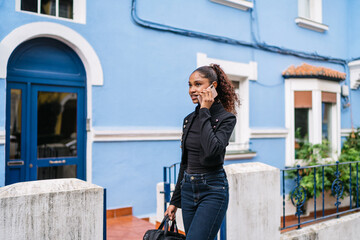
[165,64,239,239]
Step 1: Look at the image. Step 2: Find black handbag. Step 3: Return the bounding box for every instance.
[143,215,186,240]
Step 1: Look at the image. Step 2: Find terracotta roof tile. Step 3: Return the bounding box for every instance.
[282,63,346,81]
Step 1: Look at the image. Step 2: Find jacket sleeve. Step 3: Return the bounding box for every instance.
[169,162,186,208]
[198,108,236,165]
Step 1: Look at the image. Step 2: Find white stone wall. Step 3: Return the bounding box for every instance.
[0,179,104,240]
[224,162,281,240]
[281,212,360,240]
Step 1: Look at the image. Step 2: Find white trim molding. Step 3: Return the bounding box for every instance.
[348,60,360,89]
[93,129,182,142]
[295,17,329,33]
[0,130,4,145]
[210,0,253,11]
[225,152,257,160]
[250,128,289,139]
[341,128,353,137]
[0,22,103,85]
[285,78,341,166]
[197,53,257,81]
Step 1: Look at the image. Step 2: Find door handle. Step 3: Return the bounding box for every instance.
[49,160,66,164]
[7,160,24,166]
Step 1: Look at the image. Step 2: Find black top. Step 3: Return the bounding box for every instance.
[185,104,222,174]
[170,101,236,208]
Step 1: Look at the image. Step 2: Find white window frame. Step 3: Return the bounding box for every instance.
[348,60,360,89]
[227,77,249,152]
[16,0,86,24]
[296,0,328,32]
[285,78,341,166]
[197,52,257,153]
[210,0,253,11]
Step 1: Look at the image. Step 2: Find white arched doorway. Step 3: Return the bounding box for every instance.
[0,21,104,182]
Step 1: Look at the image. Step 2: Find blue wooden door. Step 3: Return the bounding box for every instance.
[5,84,85,184]
[5,83,27,184]
[31,85,85,181]
[5,37,86,185]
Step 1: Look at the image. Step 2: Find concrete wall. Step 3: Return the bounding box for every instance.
[225,162,281,240]
[281,212,360,240]
[0,179,104,240]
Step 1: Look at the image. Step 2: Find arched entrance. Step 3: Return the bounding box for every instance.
[5,37,86,185]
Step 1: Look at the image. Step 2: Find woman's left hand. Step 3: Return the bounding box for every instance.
[199,88,215,109]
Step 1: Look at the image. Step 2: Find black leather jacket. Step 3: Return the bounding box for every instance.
[170,101,236,208]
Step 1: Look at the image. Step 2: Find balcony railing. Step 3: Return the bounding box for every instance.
[281,161,360,230]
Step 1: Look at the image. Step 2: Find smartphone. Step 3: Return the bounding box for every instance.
[198,84,218,103]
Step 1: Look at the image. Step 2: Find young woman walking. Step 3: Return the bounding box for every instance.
[165,64,239,239]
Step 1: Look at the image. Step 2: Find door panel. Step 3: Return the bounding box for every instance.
[5,83,27,185]
[37,91,78,159]
[31,85,85,181]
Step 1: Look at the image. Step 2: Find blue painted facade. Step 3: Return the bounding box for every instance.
[0,0,359,216]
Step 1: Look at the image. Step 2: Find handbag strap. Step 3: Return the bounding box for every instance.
[169,220,179,233]
[158,215,169,230]
[165,219,179,235]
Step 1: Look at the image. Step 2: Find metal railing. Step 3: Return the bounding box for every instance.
[162,162,226,239]
[162,162,181,212]
[281,161,360,230]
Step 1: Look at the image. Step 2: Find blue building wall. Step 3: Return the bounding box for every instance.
[92,141,181,216]
[0,0,359,216]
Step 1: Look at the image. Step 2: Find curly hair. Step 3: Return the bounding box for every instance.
[192,64,240,114]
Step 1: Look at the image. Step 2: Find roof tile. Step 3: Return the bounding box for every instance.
[282,63,346,81]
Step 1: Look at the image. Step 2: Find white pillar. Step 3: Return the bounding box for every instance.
[0,179,104,240]
[224,162,280,240]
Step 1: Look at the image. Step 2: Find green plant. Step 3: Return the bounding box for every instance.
[287,129,360,208]
[287,140,332,201]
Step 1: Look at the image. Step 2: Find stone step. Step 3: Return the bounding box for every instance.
[106,207,155,239]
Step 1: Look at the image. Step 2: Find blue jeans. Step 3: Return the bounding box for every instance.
[181,169,229,240]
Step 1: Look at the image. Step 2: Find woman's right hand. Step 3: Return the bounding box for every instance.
[164,204,177,221]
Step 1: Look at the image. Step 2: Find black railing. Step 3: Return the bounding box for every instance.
[281,161,360,230]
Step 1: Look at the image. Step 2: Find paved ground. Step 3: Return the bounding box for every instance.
[107,215,155,240]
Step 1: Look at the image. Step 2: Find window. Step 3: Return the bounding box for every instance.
[321,92,336,155]
[17,0,86,23]
[229,81,239,144]
[285,79,341,165]
[296,0,328,32]
[298,0,320,22]
[196,53,257,158]
[227,80,250,152]
[294,91,312,159]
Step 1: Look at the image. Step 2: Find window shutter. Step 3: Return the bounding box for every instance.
[322,92,336,103]
[294,91,312,108]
